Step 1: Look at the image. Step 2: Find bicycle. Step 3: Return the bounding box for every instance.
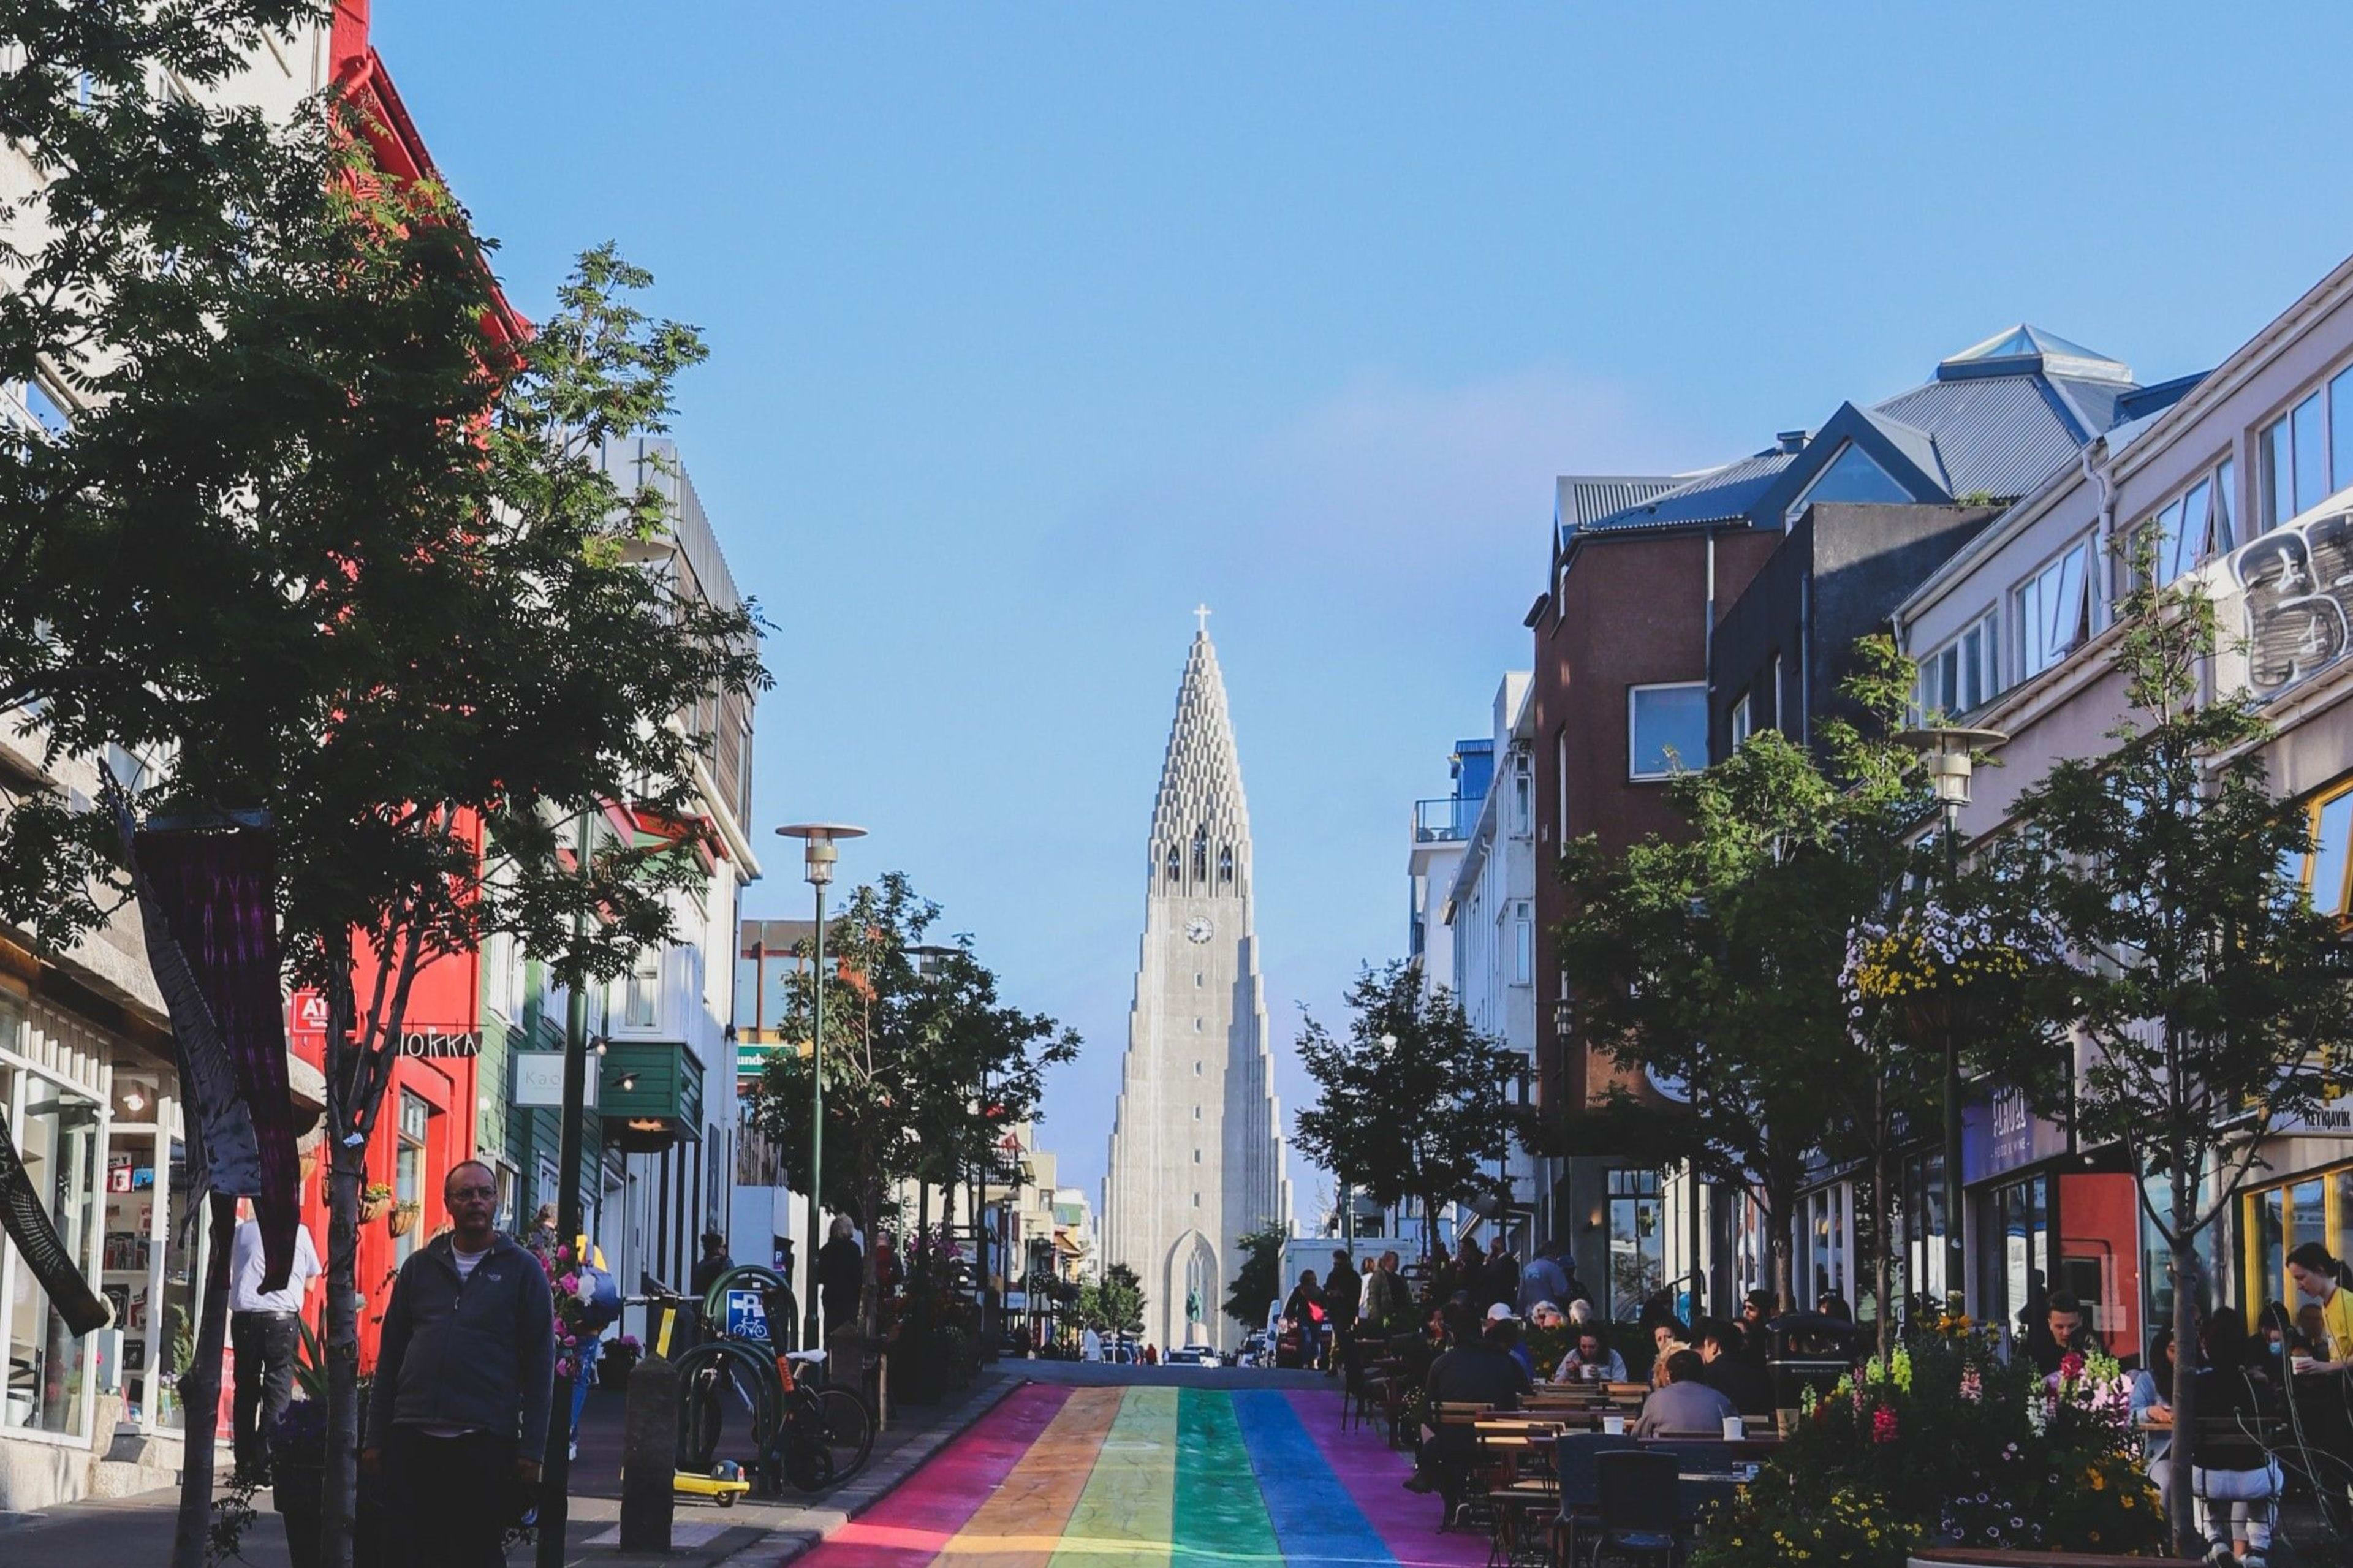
[658,1274,874,1495]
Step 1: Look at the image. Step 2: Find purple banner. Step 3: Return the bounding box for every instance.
[135,828,298,1291]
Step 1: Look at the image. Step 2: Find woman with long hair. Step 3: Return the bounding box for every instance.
[2151,1307,2283,1567]
[2287,1241,2353,1373]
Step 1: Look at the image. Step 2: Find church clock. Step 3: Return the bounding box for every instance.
[1183,915,1214,944]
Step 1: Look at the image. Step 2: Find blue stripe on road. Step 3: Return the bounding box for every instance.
[1229,1390,1398,1567]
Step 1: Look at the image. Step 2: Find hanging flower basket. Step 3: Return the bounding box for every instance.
[386,1200,421,1238]
[358,1184,393,1224]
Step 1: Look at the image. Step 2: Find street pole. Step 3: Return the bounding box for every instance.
[537,807,593,1568]
[1942,800,1966,1320]
[805,871,828,1350]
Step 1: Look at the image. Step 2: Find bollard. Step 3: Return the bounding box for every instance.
[619,1350,679,1554]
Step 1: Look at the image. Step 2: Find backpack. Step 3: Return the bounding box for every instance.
[575,1260,623,1331]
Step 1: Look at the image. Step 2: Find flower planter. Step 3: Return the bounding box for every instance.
[386,1202,420,1238]
[358,1192,392,1224]
[1909,1553,2203,1567]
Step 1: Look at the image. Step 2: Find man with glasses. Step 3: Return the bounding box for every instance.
[363,1158,555,1566]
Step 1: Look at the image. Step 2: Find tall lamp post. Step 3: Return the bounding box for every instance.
[1896,725,2004,1321]
[776,822,866,1350]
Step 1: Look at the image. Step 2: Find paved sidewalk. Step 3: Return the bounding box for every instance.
[0,1366,1021,1568]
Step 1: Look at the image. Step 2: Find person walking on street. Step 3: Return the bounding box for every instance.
[818,1215,865,1339]
[229,1205,320,1482]
[363,1159,555,1568]
[1324,1248,1361,1375]
[691,1230,733,1298]
[1284,1269,1328,1369]
[1517,1241,1568,1317]
[1365,1250,1408,1331]
[1480,1235,1519,1311]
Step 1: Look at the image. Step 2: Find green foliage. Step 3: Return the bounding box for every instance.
[752,874,1078,1333]
[1291,961,1511,1252]
[1694,1329,2158,1566]
[1224,1224,1285,1329]
[1076,1263,1144,1334]
[1556,636,1942,1314]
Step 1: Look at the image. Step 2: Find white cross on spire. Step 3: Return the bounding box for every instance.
[1194,603,1212,634]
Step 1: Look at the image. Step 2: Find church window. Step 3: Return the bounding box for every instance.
[1194,972,1202,987]
[1192,824,1208,881]
[1192,1192,1200,1207]
[1164,844,1180,882]
[1192,1106,1202,1120]
[1193,1149,1202,1164]
[1194,1061,1203,1075]
[1194,1017,1202,1032]
[1218,846,1233,883]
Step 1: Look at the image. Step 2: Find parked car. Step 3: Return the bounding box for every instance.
[1237,1331,1271,1366]
[1164,1344,1218,1366]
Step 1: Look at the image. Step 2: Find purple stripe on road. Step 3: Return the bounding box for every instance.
[1284,1390,1488,1567]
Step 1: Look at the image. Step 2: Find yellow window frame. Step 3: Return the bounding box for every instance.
[2241,1159,2353,1311]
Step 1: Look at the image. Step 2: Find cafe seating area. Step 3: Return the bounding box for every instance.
[1359,1368,1773,1567]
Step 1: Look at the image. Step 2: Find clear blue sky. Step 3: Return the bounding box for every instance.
[375,1,2353,1210]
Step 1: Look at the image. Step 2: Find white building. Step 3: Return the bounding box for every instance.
[1101,622,1294,1354]
[1441,673,1548,1250]
[0,19,338,1512]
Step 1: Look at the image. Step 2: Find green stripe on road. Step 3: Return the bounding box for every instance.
[1173,1389,1282,1566]
[1051,1385,1179,1565]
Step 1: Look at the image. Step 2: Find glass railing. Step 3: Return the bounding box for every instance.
[1413,797,1474,843]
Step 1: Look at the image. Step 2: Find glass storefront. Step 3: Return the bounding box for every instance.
[1981,1172,2052,1339]
[2241,1156,2353,1320]
[1901,1149,1949,1317]
[0,994,106,1441]
[1606,1168,1662,1319]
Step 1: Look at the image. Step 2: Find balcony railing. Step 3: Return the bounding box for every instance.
[1414,797,1474,843]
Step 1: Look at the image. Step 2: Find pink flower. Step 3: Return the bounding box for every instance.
[1960,1367,1982,1403]
[560,1272,580,1292]
[556,1245,573,1262]
[1871,1406,1899,1444]
[2059,1352,2084,1382]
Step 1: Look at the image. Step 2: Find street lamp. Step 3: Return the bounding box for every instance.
[776,821,866,1349]
[1896,725,2005,1322]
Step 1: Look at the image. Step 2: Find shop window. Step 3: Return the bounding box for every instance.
[1605,1168,1662,1320]
[2,1053,101,1437]
[2300,781,2353,918]
[2241,1163,2353,1315]
[1627,683,1707,781]
[1983,1173,2053,1338]
[393,1091,428,1267]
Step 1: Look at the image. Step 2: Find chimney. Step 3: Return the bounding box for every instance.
[1776,430,1809,455]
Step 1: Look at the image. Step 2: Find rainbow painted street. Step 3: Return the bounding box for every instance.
[795,1384,1485,1567]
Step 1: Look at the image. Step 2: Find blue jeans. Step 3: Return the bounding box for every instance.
[569,1336,601,1443]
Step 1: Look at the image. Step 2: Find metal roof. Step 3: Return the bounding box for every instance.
[1556,474,1682,536]
[1867,374,2095,499]
[1578,449,1797,532]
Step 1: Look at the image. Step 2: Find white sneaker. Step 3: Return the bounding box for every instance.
[569,1439,579,1462]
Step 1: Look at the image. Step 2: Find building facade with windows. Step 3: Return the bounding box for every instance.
[1893,253,2353,1358]
[1440,674,1547,1251]
[0,15,343,1513]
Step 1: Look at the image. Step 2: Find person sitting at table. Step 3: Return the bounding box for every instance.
[1551,1324,1627,1384]
[1647,1316,1691,1389]
[1738,1290,1776,1365]
[1485,1305,1535,1377]
[2130,1327,2176,1477]
[1404,1311,1532,1494]
[1696,1319,1775,1417]
[1528,1300,1566,1332]
[2023,1290,2105,1376]
[2151,1308,2283,1567]
[1634,1349,1738,1438]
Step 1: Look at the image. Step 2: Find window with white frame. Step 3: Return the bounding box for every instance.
[1729,691,1753,749]
[1555,731,1570,843]
[2017,537,2094,679]
[1512,902,1533,985]
[1771,654,1787,732]
[1510,750,1532,836]
[2259,366,2353,531]
[1914,608,1999,720]
[1627,683,1707,780]
[2142,458,2237,586]
[618,947,659,1031]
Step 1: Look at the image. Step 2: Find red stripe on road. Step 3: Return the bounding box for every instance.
[790,1381,1072,1567]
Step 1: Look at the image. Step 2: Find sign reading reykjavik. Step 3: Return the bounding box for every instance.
[2234,503,2353,695]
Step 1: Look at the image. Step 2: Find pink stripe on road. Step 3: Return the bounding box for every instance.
[1284,1389,1489,1568]
[790,1381,1073,1568]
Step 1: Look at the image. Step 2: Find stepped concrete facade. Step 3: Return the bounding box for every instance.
[1101,620,1293,1353]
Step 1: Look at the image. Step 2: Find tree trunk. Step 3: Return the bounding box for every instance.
[1873,1143,1893,1362]
[2168,1179,2199,1555]
[320,1109,365,1568]
[1771,1222,1794,1318]
[170,1192,237,1568]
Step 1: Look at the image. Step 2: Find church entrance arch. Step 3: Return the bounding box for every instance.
[1164,1229,1219,1350]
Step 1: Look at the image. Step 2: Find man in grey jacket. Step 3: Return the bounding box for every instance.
[363,1159,555,1566]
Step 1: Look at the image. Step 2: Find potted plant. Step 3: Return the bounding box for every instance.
[601,1333,641,1385]
[358,1182,393,1224]
[270,1397,327,1568]
[386,1199,421,1238]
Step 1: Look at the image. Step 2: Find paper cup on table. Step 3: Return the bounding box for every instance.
[1600,1414,1626,1435]
[1775,1407,1799,1438]
[1721,1415,1745,1440]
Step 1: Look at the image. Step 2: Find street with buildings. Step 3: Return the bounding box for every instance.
[7,5,2353,1567]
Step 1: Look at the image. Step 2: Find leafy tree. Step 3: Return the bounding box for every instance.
[1224,1223,1286,1330]
[754,874,1078,1339]
[1971,554,2353,1553]
[1556,640,1946,1330]
[1096,1262,1145,1336]
[1292,961,1510,1257]
[0,16,763,1559]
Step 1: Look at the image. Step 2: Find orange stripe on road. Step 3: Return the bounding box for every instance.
[937,1384,1127,1567]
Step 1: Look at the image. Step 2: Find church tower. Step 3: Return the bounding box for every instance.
[1102,613,1294,1353]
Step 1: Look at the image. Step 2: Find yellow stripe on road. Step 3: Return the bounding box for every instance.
[1048,1386,1180,1567]
[938,1385,1125,1568]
